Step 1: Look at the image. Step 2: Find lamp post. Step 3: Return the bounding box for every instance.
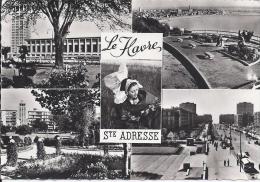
[240,128,242,172]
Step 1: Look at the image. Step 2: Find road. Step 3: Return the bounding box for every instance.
[217,127,260,165]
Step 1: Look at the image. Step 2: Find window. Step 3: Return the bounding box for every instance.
[68,40,73,52]
[74,39,79,52]
[80,39,85,52]
[86,39,91,52]
[92,39,98,52]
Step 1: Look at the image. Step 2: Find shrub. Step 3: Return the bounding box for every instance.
[1,77,14,88]
[24,137,32,146]
[13,76,33,88]
[37,139,46,160]
[6,140,18,166]
[34,136,39,143]
[15,125,32,135]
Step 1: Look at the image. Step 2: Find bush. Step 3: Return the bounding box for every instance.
[43,138,56,146]
[13,76,33,88]
[1,77,14,88]
[24,137,32,146]
[15,125,32,135]
[6,140,18,166]
[34,136,39,143]
[37,139,46,160]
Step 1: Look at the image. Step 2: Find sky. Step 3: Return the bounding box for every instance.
[133,0,260,10]
[1,16,101,46]
[162,89,260,123]
[1,89,49,114]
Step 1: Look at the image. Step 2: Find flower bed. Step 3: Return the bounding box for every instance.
[7,153,125,179]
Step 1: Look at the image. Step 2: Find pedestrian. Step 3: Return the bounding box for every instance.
[237,159,239,166]
[227,159,230,167]
[224,160,226,166]
[259,163,260,170]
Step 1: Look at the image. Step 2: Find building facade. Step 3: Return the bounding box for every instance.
[179,102,196,114]
[162,108,179,131]
[25,37,101,63]
[19,100,27,125]
[28,109,55,130]
[0,110,18,126]
[237,102,254,115]
[254,112,260,126]
[196,114,213,126]
[11,5,31,56]
[219,114,237,125]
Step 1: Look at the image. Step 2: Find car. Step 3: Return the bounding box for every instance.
[188,43,196,49]
[177,38,183,42]
[252,80,260,90]
[204,52,214,60]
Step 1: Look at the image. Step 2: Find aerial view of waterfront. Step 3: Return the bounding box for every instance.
[133,0,260,89]
[161,15,260,35]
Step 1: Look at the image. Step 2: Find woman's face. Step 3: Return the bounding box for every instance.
[127,84,139,99]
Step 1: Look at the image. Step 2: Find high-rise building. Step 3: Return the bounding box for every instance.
[237,102,254,127]
[11,5,30,56]
[0,110,18,126]
[237,102,254,115]
[19,100,27,125]
[179,102,196,114]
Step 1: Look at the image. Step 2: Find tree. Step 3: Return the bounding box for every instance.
[53,114,74,132]
[19,45,29,63]
[2,0,131,67]
[31,118,48,131]
[1,46,11,60]
[6,139,18,166]
[15,125,32,135]
[31,89,100,145]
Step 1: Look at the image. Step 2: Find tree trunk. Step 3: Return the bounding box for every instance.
[54,31,64,68]
[123,143,130,177]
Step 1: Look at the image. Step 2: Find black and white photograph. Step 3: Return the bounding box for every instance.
[1,0,131,88]
[1,88,131,179]
[133,0,260,89]
[131,89,260,180]
[101,60,161,130]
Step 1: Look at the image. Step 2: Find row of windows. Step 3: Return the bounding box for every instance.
[28,40,100,53]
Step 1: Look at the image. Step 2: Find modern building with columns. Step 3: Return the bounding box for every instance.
[25,36,101,63]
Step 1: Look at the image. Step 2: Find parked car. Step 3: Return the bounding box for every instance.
[252,80,260,90]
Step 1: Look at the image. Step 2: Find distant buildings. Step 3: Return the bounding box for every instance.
[237,102,254,127]
[254,112,260,126]
[237,102,254,115]
[11,5,31,56]
[28,109,56,130]
[18,100,27,125]
[219,114,237,125]
[0,110,18,126]
[162,102,212,132]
